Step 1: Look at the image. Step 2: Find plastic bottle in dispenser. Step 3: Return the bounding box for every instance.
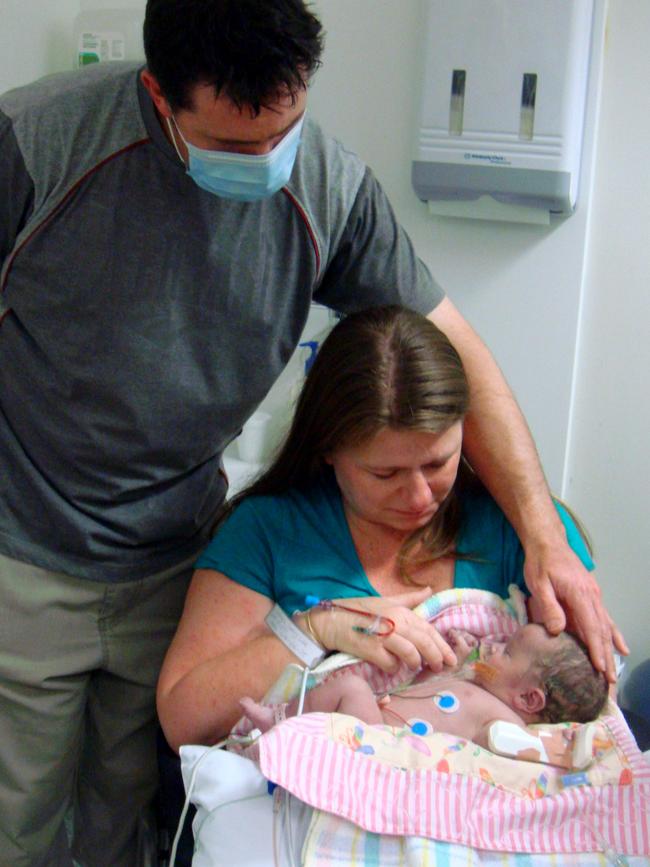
[73,0,145,68]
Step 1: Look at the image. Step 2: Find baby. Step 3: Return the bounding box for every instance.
[241,623,609,769]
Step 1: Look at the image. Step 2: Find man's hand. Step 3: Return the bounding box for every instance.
[427,298,628,683]
[524,543,628,683]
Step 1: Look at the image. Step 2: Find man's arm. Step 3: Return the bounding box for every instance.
[429,297,628,681]
[0,108,35,266]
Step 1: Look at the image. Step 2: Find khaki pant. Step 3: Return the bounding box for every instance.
[0,552,193,867]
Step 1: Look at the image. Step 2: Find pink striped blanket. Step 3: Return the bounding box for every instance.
[245,587,650,857]
[258,707,649,856]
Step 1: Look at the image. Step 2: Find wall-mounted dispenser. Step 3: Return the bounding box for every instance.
[412,0,596,225]
[73,0,145,68]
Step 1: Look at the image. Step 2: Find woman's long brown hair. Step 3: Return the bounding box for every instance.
[218,305,473,576]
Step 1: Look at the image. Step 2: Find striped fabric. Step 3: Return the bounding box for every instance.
[254,588,650,858]
[259,708,650,857]
[302,808,650,866]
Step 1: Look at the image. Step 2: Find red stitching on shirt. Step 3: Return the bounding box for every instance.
[1,138,150,296]
[281,187,321,280]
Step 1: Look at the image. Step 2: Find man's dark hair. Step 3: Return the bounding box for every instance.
[143,0,324,112]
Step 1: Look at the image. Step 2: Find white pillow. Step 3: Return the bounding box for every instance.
[179,744,311,867]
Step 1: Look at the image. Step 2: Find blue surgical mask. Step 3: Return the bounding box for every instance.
[167,114,304,201]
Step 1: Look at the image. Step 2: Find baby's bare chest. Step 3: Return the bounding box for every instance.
[384,679,515,740]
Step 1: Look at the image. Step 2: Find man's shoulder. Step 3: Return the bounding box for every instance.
[0,62,141,120]
[286,116,369,234]
[1,63,146,218]
[298,116,366,180]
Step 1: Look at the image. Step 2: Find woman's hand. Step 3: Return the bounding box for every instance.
[524,544,628,683]
[302,587,457,673]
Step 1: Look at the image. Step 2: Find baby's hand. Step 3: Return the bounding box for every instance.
[446,628,479,664]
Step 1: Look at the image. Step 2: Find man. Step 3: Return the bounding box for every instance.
[0,0,625,864]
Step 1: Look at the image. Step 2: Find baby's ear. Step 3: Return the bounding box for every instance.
[514,686,546,716]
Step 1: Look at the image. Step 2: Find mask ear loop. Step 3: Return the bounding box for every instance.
[166,115,187,166]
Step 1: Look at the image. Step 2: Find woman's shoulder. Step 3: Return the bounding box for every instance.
[454,484,526,596]
[456,482,594,578]
[458,483,507,539]
[194,485,325,579]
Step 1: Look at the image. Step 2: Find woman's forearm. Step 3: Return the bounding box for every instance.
[157,586,448,751]
[157,633,296,752]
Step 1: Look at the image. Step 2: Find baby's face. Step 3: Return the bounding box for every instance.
[477,623,554,691]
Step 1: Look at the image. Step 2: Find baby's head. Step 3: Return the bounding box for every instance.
[476,623,608,724]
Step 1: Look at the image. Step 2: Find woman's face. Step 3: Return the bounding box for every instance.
[327,423,463,535]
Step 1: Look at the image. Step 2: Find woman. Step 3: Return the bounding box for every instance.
[157,306,595,751]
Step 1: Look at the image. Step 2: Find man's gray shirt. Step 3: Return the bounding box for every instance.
[0,63,443,581]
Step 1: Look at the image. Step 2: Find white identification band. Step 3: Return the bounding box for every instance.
[265,604,326,668]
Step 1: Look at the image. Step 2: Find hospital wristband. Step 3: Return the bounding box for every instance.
[264,604,326,668]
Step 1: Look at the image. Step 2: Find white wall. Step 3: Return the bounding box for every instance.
[1,0,647,669]
[308,0,607,497]
[565,0,650,672]
[0,0,80,91]
[308,0,648,670]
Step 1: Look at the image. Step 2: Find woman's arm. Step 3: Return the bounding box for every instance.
[157,575,453,750]
[157,569,296,751]
[428,298,627,680]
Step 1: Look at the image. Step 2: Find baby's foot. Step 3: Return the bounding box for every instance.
[239,697,276,733]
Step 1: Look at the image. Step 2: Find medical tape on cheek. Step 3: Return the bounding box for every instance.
[472,660,499,682]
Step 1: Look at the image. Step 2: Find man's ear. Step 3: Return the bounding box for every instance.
[513,686,546,716]
[140,69,172,118]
